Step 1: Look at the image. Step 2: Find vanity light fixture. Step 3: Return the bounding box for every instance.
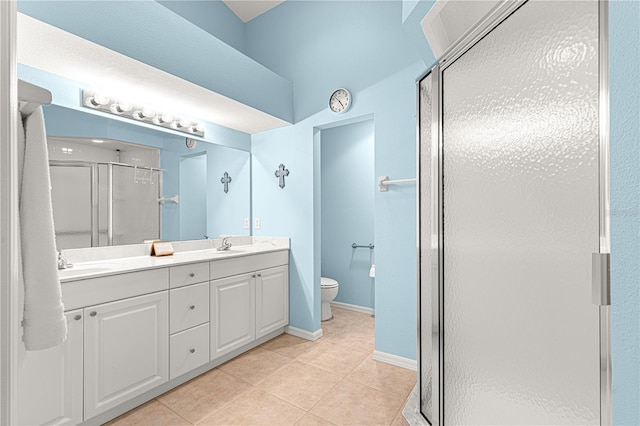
[82,89,205,137]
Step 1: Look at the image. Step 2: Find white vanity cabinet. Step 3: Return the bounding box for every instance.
[168,262,211,380]
[16,310,84,426]
[210,251,289,360]
[18,245,289,425]
[83,291,169,419]
[210,272,256,359]
[256,265,289,338]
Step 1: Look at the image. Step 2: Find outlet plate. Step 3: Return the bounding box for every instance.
[244,218,250,229]
[254,218,261,230]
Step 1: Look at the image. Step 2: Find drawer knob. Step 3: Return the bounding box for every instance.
[189,305,195,310]
[189,348,196,354]
[189,273,195,278]
[252,274,256,278]
[257,273,262,277]
[89,311,97,317]
[74,314,82,321]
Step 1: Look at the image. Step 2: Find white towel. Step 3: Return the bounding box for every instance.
[18,107,67,351]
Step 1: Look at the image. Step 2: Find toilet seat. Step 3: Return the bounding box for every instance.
[321,277,338,288]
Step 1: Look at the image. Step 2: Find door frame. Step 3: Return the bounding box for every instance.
[0,1,19,425]
[418,1,612,424]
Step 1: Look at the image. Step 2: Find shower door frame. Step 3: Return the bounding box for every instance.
[418,1,612,425]
[49,160,100,247]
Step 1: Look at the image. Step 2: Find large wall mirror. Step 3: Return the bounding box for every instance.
[43,105,251,250]
[16,5,254,250]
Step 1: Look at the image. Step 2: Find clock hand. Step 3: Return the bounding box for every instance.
[337,99,344,107]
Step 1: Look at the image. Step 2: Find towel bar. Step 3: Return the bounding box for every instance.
[352,243,374,249]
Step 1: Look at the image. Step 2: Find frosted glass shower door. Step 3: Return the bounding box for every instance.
[111,164,160,245]
[441,1,600,424]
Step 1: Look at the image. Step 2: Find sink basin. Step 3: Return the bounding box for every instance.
[58,263,123,279]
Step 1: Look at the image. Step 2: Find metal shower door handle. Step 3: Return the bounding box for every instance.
[592,253,611,306]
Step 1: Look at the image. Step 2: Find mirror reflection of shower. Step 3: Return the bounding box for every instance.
[48,137,161,250]
[179,152,207,241]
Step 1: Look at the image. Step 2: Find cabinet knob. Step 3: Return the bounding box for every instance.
[89,311,97,317]
[74,314,82,321]
[189,305,195,310]
[257,273,262,277]
[189,273,195,278]
[189,348,196,354]
[252,274,256,278]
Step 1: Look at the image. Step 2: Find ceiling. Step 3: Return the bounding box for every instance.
[17,14,290,135]
[222,0,285,23]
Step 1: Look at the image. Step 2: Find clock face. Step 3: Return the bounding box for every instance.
[185,137,197,150]
[329,88,351,114]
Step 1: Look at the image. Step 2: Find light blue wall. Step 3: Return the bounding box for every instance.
[610,2,640,424]
[248,0,430,359]
[18,1,293,123]
[207,144,251,237]
[321,120,375,309]
[157,1,245,53]
[245,1,428,122]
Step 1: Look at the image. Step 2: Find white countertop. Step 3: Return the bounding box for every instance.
[58,237,289,283]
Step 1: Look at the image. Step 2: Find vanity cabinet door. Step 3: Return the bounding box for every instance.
[210,273,255,359]
[83,291,168,420]
[256,266,289,339]
[16,310,84,426]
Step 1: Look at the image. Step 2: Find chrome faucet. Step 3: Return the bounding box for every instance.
[57,250,73,270]
[217,237,232,251]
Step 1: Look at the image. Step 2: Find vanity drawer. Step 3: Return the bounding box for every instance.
[62,268,169,311]
[170,262,209,289]
[170,282,209,334]
[169,323,209,380]
[209,250,289,280]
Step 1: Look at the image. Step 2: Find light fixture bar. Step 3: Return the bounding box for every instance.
[82,89,205,137]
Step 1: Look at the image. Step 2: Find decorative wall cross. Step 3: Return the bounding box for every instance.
[220,172,232,193]
[275,164,289,189]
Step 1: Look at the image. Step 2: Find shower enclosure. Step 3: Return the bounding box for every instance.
[417,1,610,425]
[50,161,161,249]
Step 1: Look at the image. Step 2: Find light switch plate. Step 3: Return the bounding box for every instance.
[254,218,261,230]
[244,218,250,229]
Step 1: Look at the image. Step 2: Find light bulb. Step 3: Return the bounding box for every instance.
[141,107,155,118]
[110,101,132,114]
[177,119,191,128]
[194,123,205,133]
[160,113,173,123]
[85,97,100,108]
[93,92,110,106]
[133,108,155,120]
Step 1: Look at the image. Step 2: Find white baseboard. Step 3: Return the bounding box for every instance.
[330,301,374,316]
[285,325,323,341]
[373,350,417,371]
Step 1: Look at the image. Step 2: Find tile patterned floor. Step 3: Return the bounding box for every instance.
[106,307,414,426]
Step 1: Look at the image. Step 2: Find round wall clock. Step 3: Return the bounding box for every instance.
[329,88,352,114]
[185,137,197,150]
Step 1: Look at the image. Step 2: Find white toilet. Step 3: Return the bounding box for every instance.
[321,277,339,321]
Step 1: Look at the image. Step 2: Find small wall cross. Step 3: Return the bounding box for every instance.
[275,164,289,189]
[220,172,232,193]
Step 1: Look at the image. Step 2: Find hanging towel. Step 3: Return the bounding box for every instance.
[18,107,67,351]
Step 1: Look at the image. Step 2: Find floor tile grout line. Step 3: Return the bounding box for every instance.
[191,384,258,426]
[153,397,195,425]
